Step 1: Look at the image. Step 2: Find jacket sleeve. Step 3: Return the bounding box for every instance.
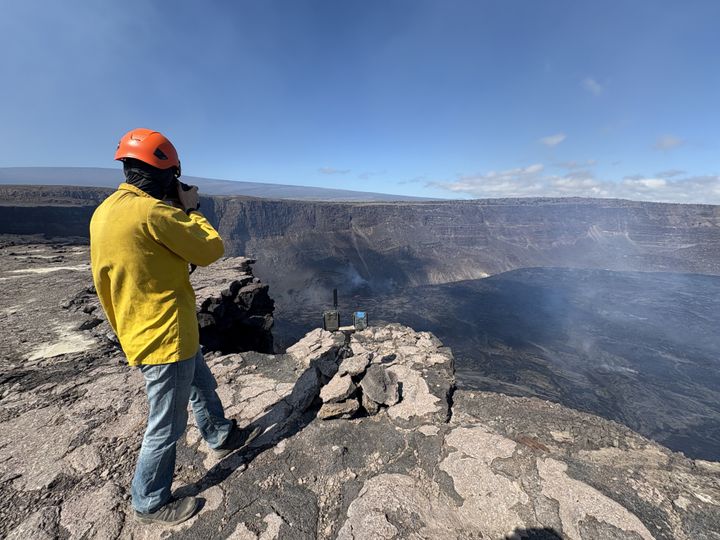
[146,202,225,267]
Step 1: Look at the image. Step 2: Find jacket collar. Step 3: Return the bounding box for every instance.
[118,182,156,199]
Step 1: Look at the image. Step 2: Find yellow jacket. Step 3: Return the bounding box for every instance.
[90,183,224,366]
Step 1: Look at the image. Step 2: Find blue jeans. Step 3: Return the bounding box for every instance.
[131,349,233,513]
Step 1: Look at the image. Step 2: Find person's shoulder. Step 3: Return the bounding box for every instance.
[146,199,187,228]
[147,198,183,215]
[92,188,128,216]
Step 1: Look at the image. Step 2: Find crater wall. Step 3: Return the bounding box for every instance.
[2,186,720,295]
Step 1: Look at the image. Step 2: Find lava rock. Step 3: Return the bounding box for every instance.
[360,364,400,406]
[192,257,275,354]
[318,397,360,420]
[77,318,102,331]
[320,374,356,404]
[338,353,371,377]
[361,391,381,416]
[6,506,60,540]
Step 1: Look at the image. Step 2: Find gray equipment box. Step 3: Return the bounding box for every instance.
[323,310,340,332]
[323,289,340,332]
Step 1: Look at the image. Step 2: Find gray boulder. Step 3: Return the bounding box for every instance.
[337,352,371,377]
[359,364,400,407]
[318,398,360,420]
[320,374,356,404]
[361,391,381,416]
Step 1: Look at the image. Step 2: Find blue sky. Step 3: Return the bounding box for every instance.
[1,0,718,202]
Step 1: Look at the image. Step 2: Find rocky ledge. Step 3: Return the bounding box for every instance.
[192,257,275,354]
[61,256,275,356]
[1,320,719,539]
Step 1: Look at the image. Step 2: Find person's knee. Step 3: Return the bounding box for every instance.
[139,434,178,454]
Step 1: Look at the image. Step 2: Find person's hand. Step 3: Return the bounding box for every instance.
[177,184,200,212]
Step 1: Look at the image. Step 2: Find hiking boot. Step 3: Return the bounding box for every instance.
[213,420,263,459]
[134,496,200,525]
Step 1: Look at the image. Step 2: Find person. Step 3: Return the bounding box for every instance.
[90,128,259,525]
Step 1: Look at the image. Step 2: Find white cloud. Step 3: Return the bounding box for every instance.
[582,77,603,96]
[539,133,566,147]
[318,167,350,175]
[524,163,544,174]
[622,177,667,189]
[440,164,547,198]
[432,165,720,204]
[653,134,685,151]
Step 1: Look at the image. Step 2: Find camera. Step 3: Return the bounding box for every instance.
[165,179,200,210]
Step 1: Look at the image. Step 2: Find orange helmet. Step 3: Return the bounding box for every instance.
[114,128,181,175]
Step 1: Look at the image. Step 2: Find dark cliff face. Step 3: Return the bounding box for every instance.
[1,206,97,238]
[3,186,720,293]
[0,186,108,239]
[203,196,720,301]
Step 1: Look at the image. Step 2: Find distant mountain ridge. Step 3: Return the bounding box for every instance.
[0,167,432,202]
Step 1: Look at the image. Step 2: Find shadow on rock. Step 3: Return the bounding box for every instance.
[507,527,564,539]
[174,353,337,500]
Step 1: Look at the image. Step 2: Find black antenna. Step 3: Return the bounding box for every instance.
[333,288,338,309]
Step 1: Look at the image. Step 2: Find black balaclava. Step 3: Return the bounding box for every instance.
[123,158,177,200]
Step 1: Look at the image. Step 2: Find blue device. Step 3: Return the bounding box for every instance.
[353,311,368,330]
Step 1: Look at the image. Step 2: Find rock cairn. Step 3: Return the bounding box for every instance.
[287,324,455,425]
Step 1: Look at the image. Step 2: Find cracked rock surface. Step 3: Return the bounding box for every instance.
[1,241,719,539]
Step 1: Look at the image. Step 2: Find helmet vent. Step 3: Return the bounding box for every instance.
[153,148,168,160]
